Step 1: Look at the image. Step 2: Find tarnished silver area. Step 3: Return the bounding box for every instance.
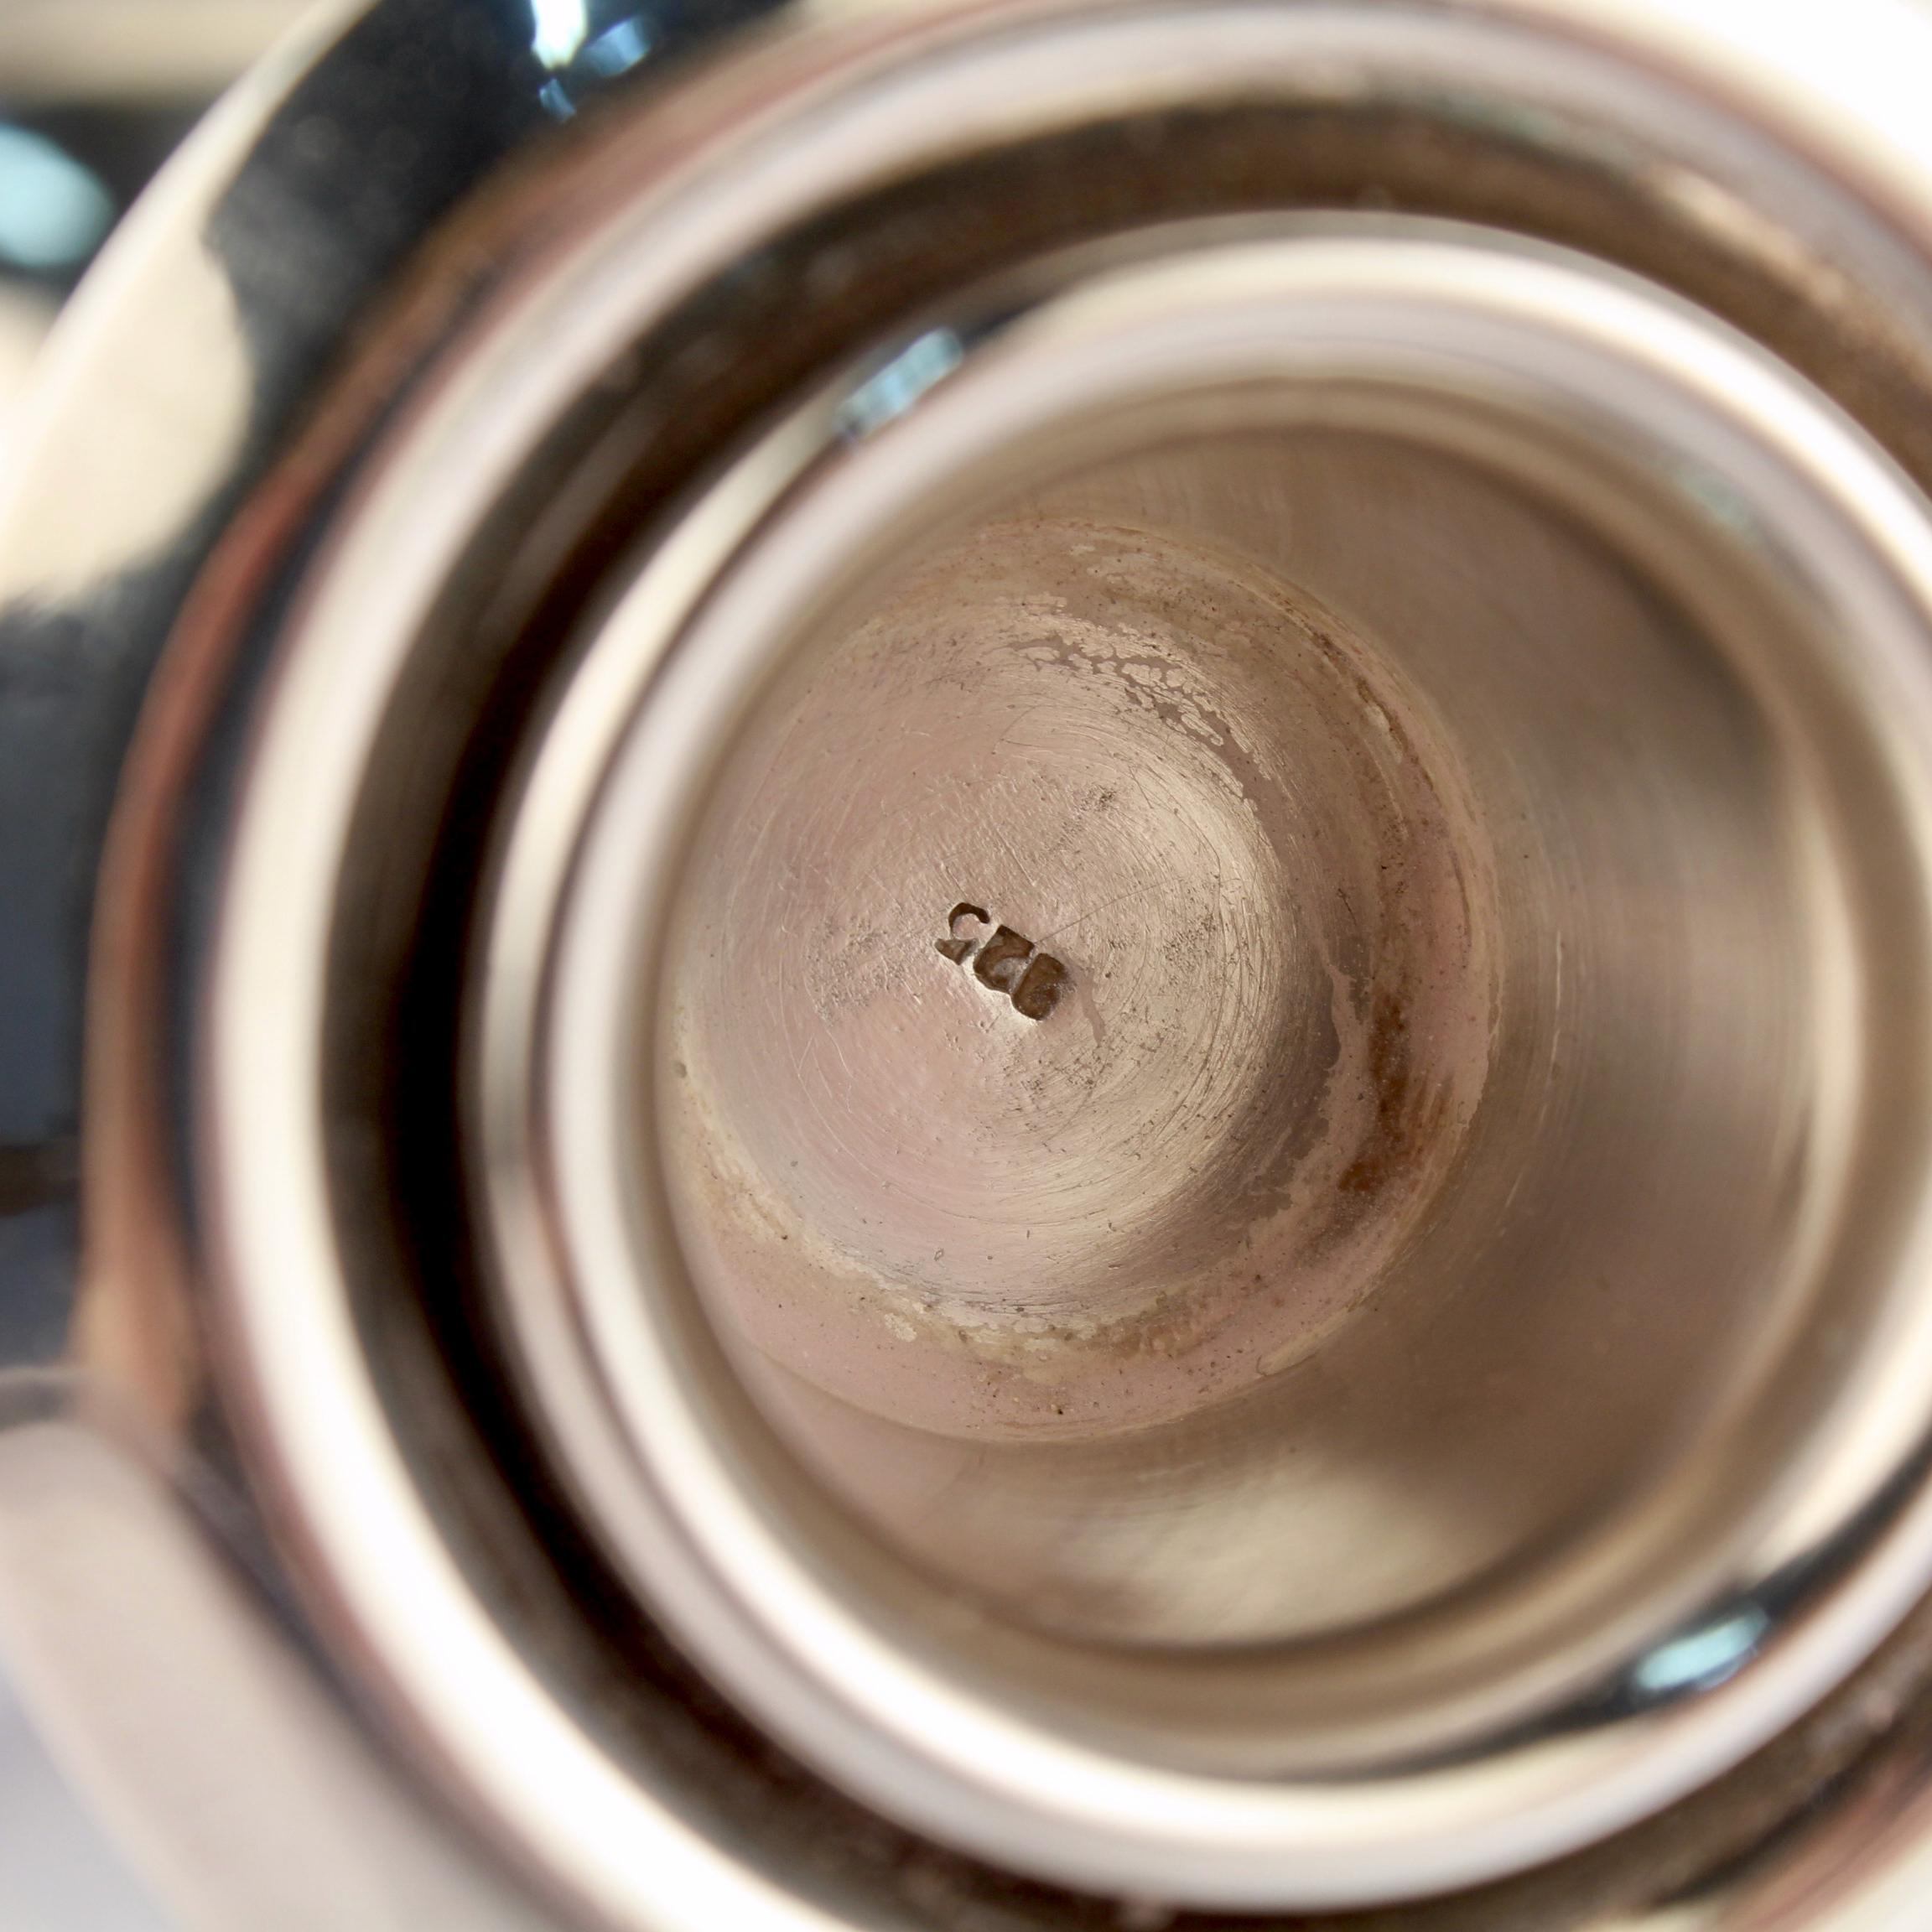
[28,1,1932,1929]
[666,506,1498,1467]
[487,224,1932,1903]
[654,433,1785,1646]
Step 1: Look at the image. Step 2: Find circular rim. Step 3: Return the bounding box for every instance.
[495,226,1932,1906]
[190,2,1932,1924]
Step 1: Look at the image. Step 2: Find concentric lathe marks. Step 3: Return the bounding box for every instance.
[662,514,1498,1446]
[935,902,1068,1019]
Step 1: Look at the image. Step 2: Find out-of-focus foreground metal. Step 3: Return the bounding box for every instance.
[22,2,1932,1929]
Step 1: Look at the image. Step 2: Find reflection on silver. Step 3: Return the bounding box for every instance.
[531,0,590,70]
[24,0,1932,1927]
[486,225,1932,1903]
[1633,1607,1774,1701]
[0,126,112,273]
[837,328,966,438]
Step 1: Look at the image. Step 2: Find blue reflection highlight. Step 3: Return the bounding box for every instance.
[1631,1604,1770,1699]
[837,330,967,439]
[582,17,653,76]
[0,126,113,273]
[532,0,591,69]
[532,6,657,118]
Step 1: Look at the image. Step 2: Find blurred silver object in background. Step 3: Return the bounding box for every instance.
[23,2,1932,1929]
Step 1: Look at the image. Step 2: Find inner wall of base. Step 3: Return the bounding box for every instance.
[658,424,1836,1650]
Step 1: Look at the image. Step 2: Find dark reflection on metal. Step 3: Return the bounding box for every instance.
[0,1140,80,1219]
[530,0,777,119]
[0,1,553,1359]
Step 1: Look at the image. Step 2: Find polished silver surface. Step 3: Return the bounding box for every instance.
[26,0,1932,1929]
[480,221,1932,1903]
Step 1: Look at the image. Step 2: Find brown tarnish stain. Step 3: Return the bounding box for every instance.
[1337,987,1452,1202]
[667,515,1498,1455]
